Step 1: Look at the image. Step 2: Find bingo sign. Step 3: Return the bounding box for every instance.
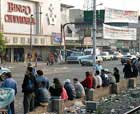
[52,33,62,43]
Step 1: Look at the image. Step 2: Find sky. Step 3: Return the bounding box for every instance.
[61,0,140,11]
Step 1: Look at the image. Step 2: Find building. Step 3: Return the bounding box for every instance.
[63,8,138,52]
[1,0,61,62]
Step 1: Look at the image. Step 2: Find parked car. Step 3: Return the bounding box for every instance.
[0,67,11,80]
[136,52,140,58]
[100,52,113,61]
[80,55,103,66]
[66,52,88,64]
[121,55,137,65]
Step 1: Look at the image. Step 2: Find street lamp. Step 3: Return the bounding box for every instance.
[92,0,96,74]
[39,5,42,34]
[29,14,33,62]
[61,22,92,63]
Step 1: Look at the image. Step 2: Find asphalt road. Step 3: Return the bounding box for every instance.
[2,60,124,114]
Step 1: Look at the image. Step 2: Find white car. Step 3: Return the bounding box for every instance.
[66,52,89,64]
[100,52,113,61]
[0,67,11,76]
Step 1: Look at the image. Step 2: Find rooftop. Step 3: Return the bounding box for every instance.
[61,3,74,8]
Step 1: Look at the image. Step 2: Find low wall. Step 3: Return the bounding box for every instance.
[89,77,140,101]
[30,77,140,114]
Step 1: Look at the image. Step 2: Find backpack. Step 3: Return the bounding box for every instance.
[22,75,35,93]
[26,79,34,91]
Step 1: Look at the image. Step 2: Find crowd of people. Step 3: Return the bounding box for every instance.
[19,61,122,114]
[1,58,140,114]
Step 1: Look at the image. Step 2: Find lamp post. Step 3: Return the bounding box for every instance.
[61,22,92,63]
[29,14,33,62]
[92,0,96,74]
[39,4,42,34]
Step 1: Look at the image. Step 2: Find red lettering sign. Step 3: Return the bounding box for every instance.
[8,2,31,15]
[5,2,35,25]
[5,15,36,25]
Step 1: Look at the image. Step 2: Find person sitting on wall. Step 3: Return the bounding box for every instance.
[81,71,93,100]
[95,70,102,88]
[35,81,50,105]
[49,78,63,99]
[101,69,109,87]
[36,70,49,89]
[106,70,116,85]
[81,71,93,89]
[64,79,76,100]
[73,78,85,99]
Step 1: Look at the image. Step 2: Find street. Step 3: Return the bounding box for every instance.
[4,60,123,114]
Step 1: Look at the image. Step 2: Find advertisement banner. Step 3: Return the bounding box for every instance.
[52,32,62,43]
[105,8,138,23]
[103,24,136,40]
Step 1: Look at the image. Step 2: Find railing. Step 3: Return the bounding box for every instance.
[124,106,140,114]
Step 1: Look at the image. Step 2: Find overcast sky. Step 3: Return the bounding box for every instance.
[61,0,140,11]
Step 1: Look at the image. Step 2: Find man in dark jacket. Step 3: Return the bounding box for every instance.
[64,79,76,100]
[22,67,36,114]
[123,59,138,78]
[132,64,138,77]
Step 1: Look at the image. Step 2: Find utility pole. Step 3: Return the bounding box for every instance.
[92,0,96,74]
[29,14,33,62]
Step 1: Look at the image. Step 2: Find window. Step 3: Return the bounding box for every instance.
[27,38,30,44]
[13,37,18,43]
[34,38,38,44]
[20,37,25,44]
[41,38,45,44]
[5,37,8,43]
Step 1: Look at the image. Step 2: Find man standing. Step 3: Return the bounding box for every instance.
[123,59,138,78]
[96,61,103,74]
[2,72,17,114]
[22,67,36,114]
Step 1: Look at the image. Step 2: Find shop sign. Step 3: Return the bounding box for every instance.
[4,2,36,25]
[52,33,62,43]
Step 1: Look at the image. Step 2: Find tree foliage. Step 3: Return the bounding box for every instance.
[0,32,6,56]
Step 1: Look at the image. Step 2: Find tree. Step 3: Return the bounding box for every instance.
[0,32,6,63]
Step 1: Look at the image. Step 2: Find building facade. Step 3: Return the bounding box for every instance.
[1,0,61,62]
[64,8,138,52]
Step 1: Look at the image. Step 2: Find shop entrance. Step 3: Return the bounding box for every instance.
[14,48,24,62]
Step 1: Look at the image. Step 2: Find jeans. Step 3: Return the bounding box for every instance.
[23,93,35,114]
[10,101,15,114]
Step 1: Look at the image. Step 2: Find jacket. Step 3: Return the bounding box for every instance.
[49,86,62,97]
[81,76,93,89]
[22,73,36,93]
[61,87,68,100]
[74,82,85,98]
[64,82,76,100]
[123,64,132,78]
